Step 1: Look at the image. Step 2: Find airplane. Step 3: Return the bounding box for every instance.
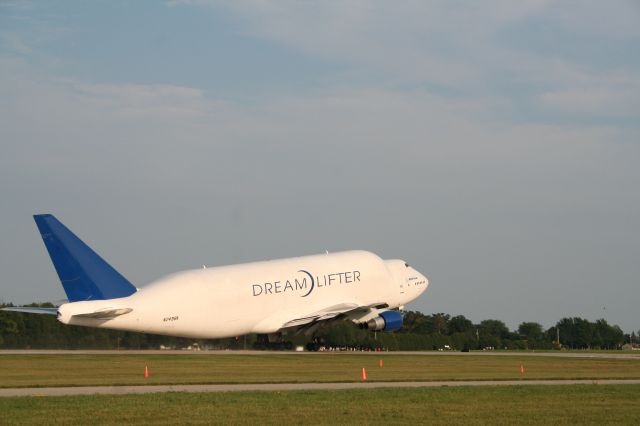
[3,214,429,343]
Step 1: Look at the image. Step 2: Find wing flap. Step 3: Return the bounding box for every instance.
[281,303,360,328]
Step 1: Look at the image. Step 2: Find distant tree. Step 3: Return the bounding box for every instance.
[556,318,575,348]
[0,305,19,345]
[401,311,430,334]
[449,332,476,351]
[449,315,474,334]
[0,301,631,351]
[479,320,509,338]
[594,319,623,349]
[430,313,450,335]
[518,322,543,339]
[518,322,544,349]
[556,317,602,349]
[478,319,509,348]
[575,317,595,349]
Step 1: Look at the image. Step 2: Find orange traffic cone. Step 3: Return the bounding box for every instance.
[361,367,367,380]
[520,365,525,374]
[144,365,149,378]
[379,358,383,368]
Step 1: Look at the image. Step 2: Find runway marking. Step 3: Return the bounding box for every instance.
[2,380,640,397]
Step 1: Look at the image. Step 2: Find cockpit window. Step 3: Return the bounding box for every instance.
[404,262,410,268]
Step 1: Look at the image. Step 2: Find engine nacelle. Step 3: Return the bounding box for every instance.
[363,310,403,332]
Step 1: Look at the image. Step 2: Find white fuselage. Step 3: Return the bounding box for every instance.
[57,250,428,338]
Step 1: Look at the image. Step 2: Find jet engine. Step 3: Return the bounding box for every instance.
[362,310,403,332]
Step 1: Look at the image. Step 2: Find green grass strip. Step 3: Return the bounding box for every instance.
[1,385,639,425]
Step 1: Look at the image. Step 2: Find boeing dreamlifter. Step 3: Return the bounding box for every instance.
[4,215,429,341]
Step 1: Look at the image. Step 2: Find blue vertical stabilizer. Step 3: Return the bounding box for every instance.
[33,214,137,302]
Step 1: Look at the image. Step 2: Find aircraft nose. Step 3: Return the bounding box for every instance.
[412,270,428,293]
[405,265,429,295]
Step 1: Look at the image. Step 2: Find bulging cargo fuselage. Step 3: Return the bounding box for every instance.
[58,250,428,338]
[3,215,429,339]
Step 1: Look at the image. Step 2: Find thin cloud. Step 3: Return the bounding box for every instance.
[0,1,639,332]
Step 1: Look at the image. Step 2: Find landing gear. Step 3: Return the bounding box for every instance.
[253,333,293,350]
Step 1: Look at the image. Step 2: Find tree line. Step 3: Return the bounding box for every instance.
[0,303,635,350]
[394,312,629,351]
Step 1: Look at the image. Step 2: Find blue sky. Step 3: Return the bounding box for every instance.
[1,1,639,332]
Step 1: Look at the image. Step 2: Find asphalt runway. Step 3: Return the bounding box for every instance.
[1,349,638,359]
[2,379,640,397]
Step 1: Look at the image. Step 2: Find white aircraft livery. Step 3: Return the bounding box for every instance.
[3,215,429,340]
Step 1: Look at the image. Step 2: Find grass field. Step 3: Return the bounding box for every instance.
[1,385,639,425]
[1,353,639,388]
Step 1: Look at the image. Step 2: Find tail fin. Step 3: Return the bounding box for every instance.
[33,214,137,302]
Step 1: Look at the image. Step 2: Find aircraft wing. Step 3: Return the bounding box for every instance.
[281,303,360,328]
[281,302,389,329]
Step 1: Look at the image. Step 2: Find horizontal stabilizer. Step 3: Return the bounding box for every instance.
[1,307,58,315]
[72,307,132,319]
